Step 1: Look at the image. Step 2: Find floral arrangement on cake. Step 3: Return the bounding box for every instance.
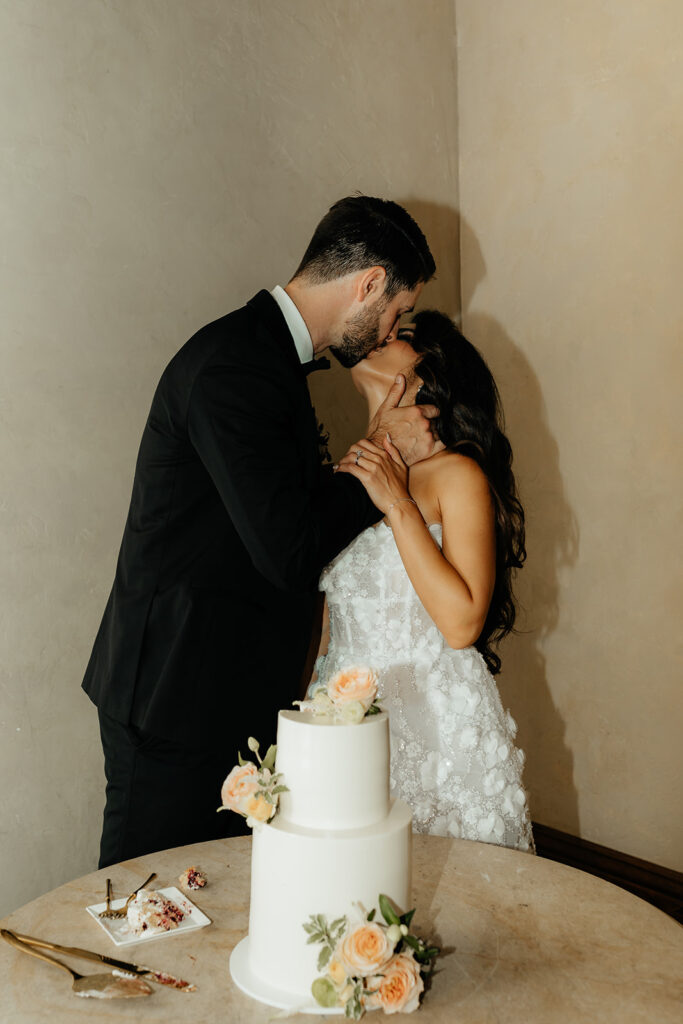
[304,894,439,1018]
[218,737,288,827]
[296,666,382,725]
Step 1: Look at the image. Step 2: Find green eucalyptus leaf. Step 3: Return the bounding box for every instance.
[311,977,337,1008]
[271,785,288,795]
[343,982,364,1020]
[330,916,346,933]
[317,945,332,971]
[378,893,400,926]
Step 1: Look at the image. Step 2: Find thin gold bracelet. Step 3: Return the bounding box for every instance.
[387,497,418,516]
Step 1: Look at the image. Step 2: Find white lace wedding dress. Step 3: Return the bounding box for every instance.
[317,520,534,853]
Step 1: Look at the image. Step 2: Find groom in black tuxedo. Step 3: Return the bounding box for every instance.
[83,196,437,867]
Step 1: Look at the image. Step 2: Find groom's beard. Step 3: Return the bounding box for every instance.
[329,298,387,369]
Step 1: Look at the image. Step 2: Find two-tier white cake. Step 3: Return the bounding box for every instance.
[230,709,413,1013]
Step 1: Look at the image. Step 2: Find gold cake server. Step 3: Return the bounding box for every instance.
[0,930,152,999]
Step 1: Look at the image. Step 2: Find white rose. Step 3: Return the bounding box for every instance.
[339,700,366,724]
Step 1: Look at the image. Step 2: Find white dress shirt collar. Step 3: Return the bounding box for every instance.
[270,285,314,364]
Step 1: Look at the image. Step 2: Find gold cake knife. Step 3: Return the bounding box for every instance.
[9,931,197,992]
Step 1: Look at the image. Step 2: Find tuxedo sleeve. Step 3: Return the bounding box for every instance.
[187,360,378,592]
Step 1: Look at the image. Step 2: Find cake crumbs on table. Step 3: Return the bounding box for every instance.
[179,866,208,890]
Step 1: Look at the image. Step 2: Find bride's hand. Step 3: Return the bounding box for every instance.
[336,436,410,514]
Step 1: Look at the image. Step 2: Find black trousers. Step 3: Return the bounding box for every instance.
[97,708,249,869]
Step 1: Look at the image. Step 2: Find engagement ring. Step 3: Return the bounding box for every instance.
[355,451,363,465]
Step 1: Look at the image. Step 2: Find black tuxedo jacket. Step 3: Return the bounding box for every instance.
[82,290,379,745]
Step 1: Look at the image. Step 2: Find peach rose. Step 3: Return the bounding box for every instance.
[366,952,424,1014]
[220,762,259,816]
[327,667,378,712]
[245,792,275,824]
[336,922,394,978]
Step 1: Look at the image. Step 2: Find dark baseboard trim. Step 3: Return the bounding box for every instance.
[532,821,683,924]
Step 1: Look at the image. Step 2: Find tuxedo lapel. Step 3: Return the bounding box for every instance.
[245,289,322,493]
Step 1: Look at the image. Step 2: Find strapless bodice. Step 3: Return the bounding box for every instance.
[320,521,445,668]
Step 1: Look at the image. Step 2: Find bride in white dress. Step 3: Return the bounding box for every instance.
[312,310,533,853]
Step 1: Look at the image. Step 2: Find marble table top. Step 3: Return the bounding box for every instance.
[0,834,681,1022]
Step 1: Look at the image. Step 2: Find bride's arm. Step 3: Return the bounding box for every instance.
[389,457,495,648]
[337,442,495,649]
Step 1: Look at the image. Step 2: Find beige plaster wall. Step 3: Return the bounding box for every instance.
[456,1,683,869]
[0,1,458,915]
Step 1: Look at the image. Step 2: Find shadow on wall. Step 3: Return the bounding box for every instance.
[309,200,461,461]
[459,216,581,836]
[400,198,461,321]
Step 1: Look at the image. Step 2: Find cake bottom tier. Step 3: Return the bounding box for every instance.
[234,799,413,1004]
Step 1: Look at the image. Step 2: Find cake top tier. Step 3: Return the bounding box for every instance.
[278,709,388,728]
[275,709,390,832]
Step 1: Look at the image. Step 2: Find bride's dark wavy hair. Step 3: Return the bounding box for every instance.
[404,310,526,674]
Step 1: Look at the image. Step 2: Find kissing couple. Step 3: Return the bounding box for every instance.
[83,195,533,869]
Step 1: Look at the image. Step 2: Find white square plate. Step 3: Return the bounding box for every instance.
[85,886,211,947]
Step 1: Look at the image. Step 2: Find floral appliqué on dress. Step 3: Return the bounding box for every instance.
[318,522,534,853]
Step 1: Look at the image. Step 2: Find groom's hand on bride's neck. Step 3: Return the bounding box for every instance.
[367,374,445,466]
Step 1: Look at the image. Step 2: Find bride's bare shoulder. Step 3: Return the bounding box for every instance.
[411,450,490,522]
[413,449,488,489]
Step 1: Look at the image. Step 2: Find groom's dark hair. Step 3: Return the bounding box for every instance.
[291,195,435,297]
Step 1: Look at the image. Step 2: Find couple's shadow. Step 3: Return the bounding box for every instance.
[309,202,580,841]
[454,207,580,839]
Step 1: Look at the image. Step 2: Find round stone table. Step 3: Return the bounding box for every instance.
[0,835,681,1022]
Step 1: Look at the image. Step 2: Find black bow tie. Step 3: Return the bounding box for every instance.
[301,356,331,377]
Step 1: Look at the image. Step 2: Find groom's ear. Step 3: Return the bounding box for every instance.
[354,265,387,304]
